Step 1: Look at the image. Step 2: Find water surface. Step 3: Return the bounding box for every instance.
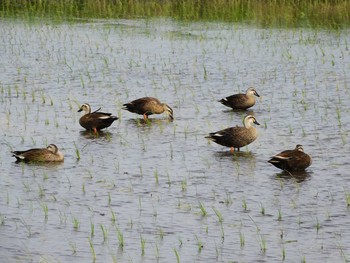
[1,18,350,262]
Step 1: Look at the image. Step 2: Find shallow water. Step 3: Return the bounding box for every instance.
[1,18,350,262]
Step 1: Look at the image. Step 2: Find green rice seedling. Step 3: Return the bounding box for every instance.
[315,218,321,233]
[6,192,10,205]
[282,246,286,260]
[139,196,142,214]
[181,177,187,192]
[154,169,159,185]
[337,242,349,262]
[345,190,350,208]
[100,224,108,242]
[278,209,282,221]
[41,91,46,104]
[23,181,30,192]
[195,235,204,253]
[140,235,146,255]
[69,242,77,255]
[74,142,80,161]
[169,143,173,159]
[260,203,265,215]
[82,183,85,194]
[198,202,207,217]
[301,255,306,263]
[21,219,32,237]
[31,90,35,102]
[88,237,96,262]
[224,192,233,206]
[239,232,245,248]
[212,207,223,225]
[158,227,165,240]
[242,197,248,211]
[154,243,159,260]
[108,192,111,206]
[90,222,95,237]
[139,164,143,177]
[0,214,5,225]
[22,89,27,100]
[116,227,124,249]
[111,210,117,225]
[41,202,48,221]
[38,184,45,198]
[178,237,183,247]
[167,172,172,187]
[72,217,80,231]
[260,235,267,254]
[174,248,180,263]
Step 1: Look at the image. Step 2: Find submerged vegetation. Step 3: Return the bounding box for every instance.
[0,0,349,28]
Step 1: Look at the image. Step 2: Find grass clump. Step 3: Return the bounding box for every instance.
[0,0,349,28]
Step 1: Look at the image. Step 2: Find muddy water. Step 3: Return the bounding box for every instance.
[1,18,350,262]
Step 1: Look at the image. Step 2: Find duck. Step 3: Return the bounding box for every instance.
[219,87,260,110]
[268,144,312,171]
[78,103,118,134]
[205,115,260,152]
[12,144,64,162]
[122,97,173,121]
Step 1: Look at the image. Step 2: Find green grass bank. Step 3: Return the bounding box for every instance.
[1,0,349,28]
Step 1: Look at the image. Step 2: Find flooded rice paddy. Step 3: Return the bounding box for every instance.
[1,18,350,262]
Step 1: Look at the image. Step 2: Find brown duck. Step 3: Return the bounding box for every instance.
[78,103,118,134]
[122,97,173,121]
[205,115,260,152]
[12,144,64,162]
[268,144,312,171]
[219,87,260,110]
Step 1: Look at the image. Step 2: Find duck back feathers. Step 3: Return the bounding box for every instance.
[268,144,312,171]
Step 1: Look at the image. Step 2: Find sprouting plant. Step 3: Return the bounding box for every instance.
[140,235,146,255]
[195,235,204,253]
[181,178,187,192]
[88,237,96,262]
[158,227,164,240]
[315,217,321,233]
[345,190,350,207]
[242,197,248,211]
[174,248,180,263]
[116,227,124,248]
[38,184,45,198]
[260,235,267,254]
[0,214,5,225]
[90,222,95,237]
[72,217,80,231]
[69,242,77,255]
[154,169,159,184]
[41,202,48,221]
[100,224,108,242]
[108,192,111,206]
[74,142,80,161]
[212,207,223,224]
[167,172,172,187]
[224,192,233,206]
[260,202,265,215]
[278,209,282,221]
[239,232,245,248]
[199,201,207,216]
[111,210,117,225]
